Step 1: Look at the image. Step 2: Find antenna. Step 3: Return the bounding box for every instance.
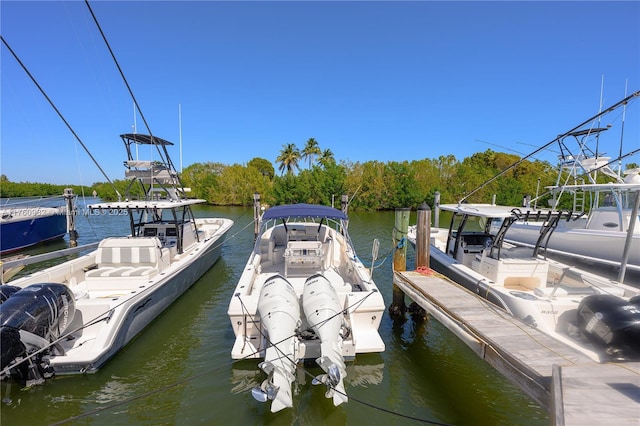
[179,103,183,173]
[618,80,628,179]
[595,75,604,179]
[133,100,138,160]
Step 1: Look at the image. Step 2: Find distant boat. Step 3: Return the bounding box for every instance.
[459,90,640,274]
[505,125,640,272]
[0,134,233,386]
[0,204,67,254]
[228,203,385,412]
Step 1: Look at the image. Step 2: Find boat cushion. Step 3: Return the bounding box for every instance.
[86,237,163,281]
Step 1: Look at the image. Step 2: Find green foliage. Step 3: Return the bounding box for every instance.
[91,179,144,201]
[247,157,275,180]
[209,164,271,205]
[302,138,322,169]
[0,179,94,199]
[1,146,573,211]
[276,143,301,175]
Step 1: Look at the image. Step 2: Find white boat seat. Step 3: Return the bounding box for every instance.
[86,266,158,278]
[86,237,165,281]
[500,246,536,259]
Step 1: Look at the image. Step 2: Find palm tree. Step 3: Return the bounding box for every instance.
[276,143,301,175]
[318,148,335,168]
[302,138,321,168]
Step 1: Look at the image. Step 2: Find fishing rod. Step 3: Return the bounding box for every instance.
[0,35,122,201]
[460,90,640,204]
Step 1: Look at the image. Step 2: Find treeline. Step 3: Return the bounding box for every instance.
[0,150,563,210]
[0,175,90,199]
[91,149,560,210]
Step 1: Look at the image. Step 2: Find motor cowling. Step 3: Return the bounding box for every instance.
[0,283,75,383]
[577,294,640,359]
[0,285,21,303]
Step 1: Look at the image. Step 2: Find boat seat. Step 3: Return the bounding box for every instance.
[86,266,158,278]
[501,246,535,259]
[534,286,598,298]
[86,237,166,281]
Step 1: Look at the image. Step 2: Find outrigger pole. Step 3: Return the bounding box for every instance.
[459,90,640,204]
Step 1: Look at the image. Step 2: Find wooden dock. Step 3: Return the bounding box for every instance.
[393,270,640,425]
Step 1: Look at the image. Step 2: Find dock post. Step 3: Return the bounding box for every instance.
[64,188,78,247]
[341,194,349,215]
[341,194,349,231]
[416,203,430,269]
[619,190,640,282]
[389,208,410,318]
[434,191,440,228]
[253,193,261,241]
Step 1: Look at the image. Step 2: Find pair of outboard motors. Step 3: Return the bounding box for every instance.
[0,283,76,385]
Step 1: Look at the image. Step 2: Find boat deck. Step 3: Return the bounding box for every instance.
[393,270,640,425]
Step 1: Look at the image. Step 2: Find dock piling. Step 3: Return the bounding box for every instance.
[416,203,430,269]
[64,188,78,247]
[389,208,410,319]
[253,193,261,240]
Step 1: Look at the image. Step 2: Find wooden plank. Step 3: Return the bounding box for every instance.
[554,363,640,425]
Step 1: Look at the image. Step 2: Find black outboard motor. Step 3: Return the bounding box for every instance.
[577,294,640,360]
[0,283,75,385]
[0,285,21,303]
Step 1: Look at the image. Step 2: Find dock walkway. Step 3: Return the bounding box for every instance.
[393,270,640,425]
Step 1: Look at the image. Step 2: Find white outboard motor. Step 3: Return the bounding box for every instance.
[302,273,348,406]
[252,274,301,413]
[0,283,75,385]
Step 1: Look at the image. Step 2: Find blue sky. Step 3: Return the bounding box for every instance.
[2,1,639,185]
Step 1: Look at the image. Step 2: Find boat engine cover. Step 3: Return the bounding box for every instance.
[577,294,640,355]
[0,283,75,369]
[0,285,21,303]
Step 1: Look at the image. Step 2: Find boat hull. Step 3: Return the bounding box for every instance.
[507,219,640,271]
[0,208,67,254]
[53,229,228,374]
[427,245,511,312]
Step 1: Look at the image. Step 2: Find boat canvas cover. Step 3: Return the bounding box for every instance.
[262,204,347,221]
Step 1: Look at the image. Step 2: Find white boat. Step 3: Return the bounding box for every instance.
[407,203,640,363]
[466,91,640,275]
[0,133,233,386]
[227,203,385,412]
[504,127,640,272]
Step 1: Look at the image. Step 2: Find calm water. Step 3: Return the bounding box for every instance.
[1,205,548,425]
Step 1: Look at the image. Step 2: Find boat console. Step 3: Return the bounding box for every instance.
[284,240,324,277]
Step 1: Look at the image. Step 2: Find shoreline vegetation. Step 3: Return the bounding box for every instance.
[2,147,637,211]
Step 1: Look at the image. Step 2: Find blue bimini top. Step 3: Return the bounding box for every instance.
[261,204,347,221]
